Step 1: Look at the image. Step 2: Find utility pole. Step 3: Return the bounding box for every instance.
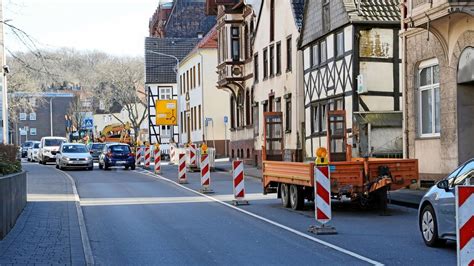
[0,0,9,144]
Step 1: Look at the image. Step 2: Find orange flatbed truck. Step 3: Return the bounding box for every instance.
[261,111,419,210]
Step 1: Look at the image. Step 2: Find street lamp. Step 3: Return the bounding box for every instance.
[146,50,180,145]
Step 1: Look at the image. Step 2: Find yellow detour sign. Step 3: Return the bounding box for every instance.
[155,100,178,125]
[315,147,329,165]
[201,143,208,155]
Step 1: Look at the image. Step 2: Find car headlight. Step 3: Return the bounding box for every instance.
[85,157,92,161]
[63,156,70,161]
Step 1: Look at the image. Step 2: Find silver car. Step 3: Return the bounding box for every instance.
[418,159,474,247]
[55,143,93,171]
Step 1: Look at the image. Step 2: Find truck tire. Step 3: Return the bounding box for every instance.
[280,183,290,208]
[289,185,304,210]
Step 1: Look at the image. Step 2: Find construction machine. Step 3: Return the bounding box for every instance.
[98,122,132,144]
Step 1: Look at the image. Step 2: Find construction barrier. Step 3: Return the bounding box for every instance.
[309,164,336,234]
[196,148,216,171]
[456,185,474,266]
[170,144,177,164]
[144,145,151,169]
[199,154,213,193]
[232,160,248,205]
[136,146,142,166]
[178,153,187,184]
[154,145,161,174]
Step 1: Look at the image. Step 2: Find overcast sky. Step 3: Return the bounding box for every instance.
[4,0,162,56]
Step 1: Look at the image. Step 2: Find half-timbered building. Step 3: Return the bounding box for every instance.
[300,0,402,160]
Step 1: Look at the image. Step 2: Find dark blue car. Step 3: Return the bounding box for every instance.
[98,143,136,170]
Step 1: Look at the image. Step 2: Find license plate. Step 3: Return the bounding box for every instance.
[116,161,126,164]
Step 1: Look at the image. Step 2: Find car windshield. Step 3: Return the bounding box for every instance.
[62,145,88,153]
[109,145,130,153]
[45,139,65,146]
[22,142,33,148]
[92,144,105,150]
[33,143,40,148]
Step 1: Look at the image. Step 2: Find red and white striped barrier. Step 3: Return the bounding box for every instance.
[199,154,213,193]
[232,160,248,205]
[178,153,187,184]
[154,146,161,174]
[315,166,332,223]
[456,185,474,266]
[144,146,151,169]
[136,146,142,166]
[170,144,176,164]
[189,144,196,166]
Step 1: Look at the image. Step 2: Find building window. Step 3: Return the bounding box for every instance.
[19,113,27,121]
[269,45,274,77]
[276,42,281,75]
[231,27,240,61]
[198,63,201,86]
[311,103,328,133]
[336,31,344,57]
[311,105,319,133]
[312,44,319,67]
[321,40,327,63]
[286,36,292,72]
[419,63,440,136]
[285,97,292,132]
[246,91,251,126]
[275,97,281,112]
[321,103,327,131]
[253,103,259,136]
[254,53,259,83]
[193,66,196,88]
[160,87,172,100]
[230,97,236,129]
[263,48,268,79]
[193,106,197,131]
[263,101,268,112]
[29,113,36,121]
[270,0,275,42]
[180,112,184,133]
[322,0,330,32]
[30,128,37,136]
[198,105,202,130]
[187,70,190,92]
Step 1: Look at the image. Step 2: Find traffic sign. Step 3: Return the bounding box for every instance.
[83,118,94,129]
[155,100,177,126]
[224,116,228,124]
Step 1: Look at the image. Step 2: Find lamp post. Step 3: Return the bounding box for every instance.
[1,1,9,144]
[146,50,180,145]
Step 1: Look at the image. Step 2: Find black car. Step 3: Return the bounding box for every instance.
[98,143,136,170]
[21,141,34,158]
[87,143,106,161]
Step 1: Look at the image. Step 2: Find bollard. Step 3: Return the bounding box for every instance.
[199,144,213,194]
[178,153,187,184]
[309,147,337,235]
[144,145,151,169]
[232,160,248,205]
[456,185,474,266]
[136,146,142,166]
[154,144,161,174]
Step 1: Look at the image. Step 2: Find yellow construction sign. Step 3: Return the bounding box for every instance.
[155,100,177,125]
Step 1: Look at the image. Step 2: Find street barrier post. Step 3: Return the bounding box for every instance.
[170,144,176,165]
[178,153,188,184]
[456,185,474,266]
[232,160,249,205]
[154,144,161,174]
[199,144,213,194]
[309,147,337,235]
[136,146,142,166]
[144,145,151,169]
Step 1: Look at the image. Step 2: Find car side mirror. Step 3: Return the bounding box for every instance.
[90,151,94,154]
[436,179,450,192]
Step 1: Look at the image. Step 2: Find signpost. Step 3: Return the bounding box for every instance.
[155,99,178,126]
[224,116,228,157]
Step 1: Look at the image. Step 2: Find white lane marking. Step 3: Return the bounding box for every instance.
[135,170,383,266]
[56,170,95,266]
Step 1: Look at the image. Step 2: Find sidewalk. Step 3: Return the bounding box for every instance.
[0,163,85,265]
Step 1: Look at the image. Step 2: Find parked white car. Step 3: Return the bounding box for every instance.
[55,143,93,170]
[27,141,41,162]
[38,136,67,164]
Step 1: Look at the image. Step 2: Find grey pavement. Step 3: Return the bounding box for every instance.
[0,162,85,265]
[148,164,457,265]
[67,164,369,265]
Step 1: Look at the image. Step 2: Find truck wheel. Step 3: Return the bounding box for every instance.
[289,185,304,210]
[280,183,290,208]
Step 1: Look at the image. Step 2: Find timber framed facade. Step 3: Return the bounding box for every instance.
[300,0,402,160]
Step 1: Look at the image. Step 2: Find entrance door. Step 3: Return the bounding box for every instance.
[327,110,347,162]
[263,112,283,161]
[457,47,474,164]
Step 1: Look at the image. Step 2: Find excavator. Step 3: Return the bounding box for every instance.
[97,122,132,144]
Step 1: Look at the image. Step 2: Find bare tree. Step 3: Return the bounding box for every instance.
[96,56,146,144]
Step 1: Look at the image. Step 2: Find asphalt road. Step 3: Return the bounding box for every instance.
[33,162,456,265]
